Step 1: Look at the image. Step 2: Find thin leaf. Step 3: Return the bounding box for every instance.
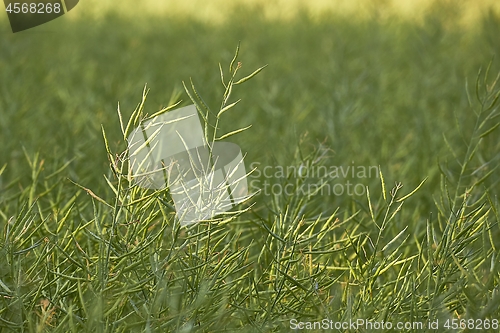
[229,42,240,74]
[396,177,427,202]
[479,122,500,138]
[382,226,408,252]
[117,102,125,138]
[234,64,268,85]
[145,100,182,120]
[217,99,241,117]
[68,179,113,208]
[219,63,227,88]
[379,167,386,202]
[216,124,252,141]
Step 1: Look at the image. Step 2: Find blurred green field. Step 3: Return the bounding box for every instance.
[0,0,499,193]
[1,0,500,331]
